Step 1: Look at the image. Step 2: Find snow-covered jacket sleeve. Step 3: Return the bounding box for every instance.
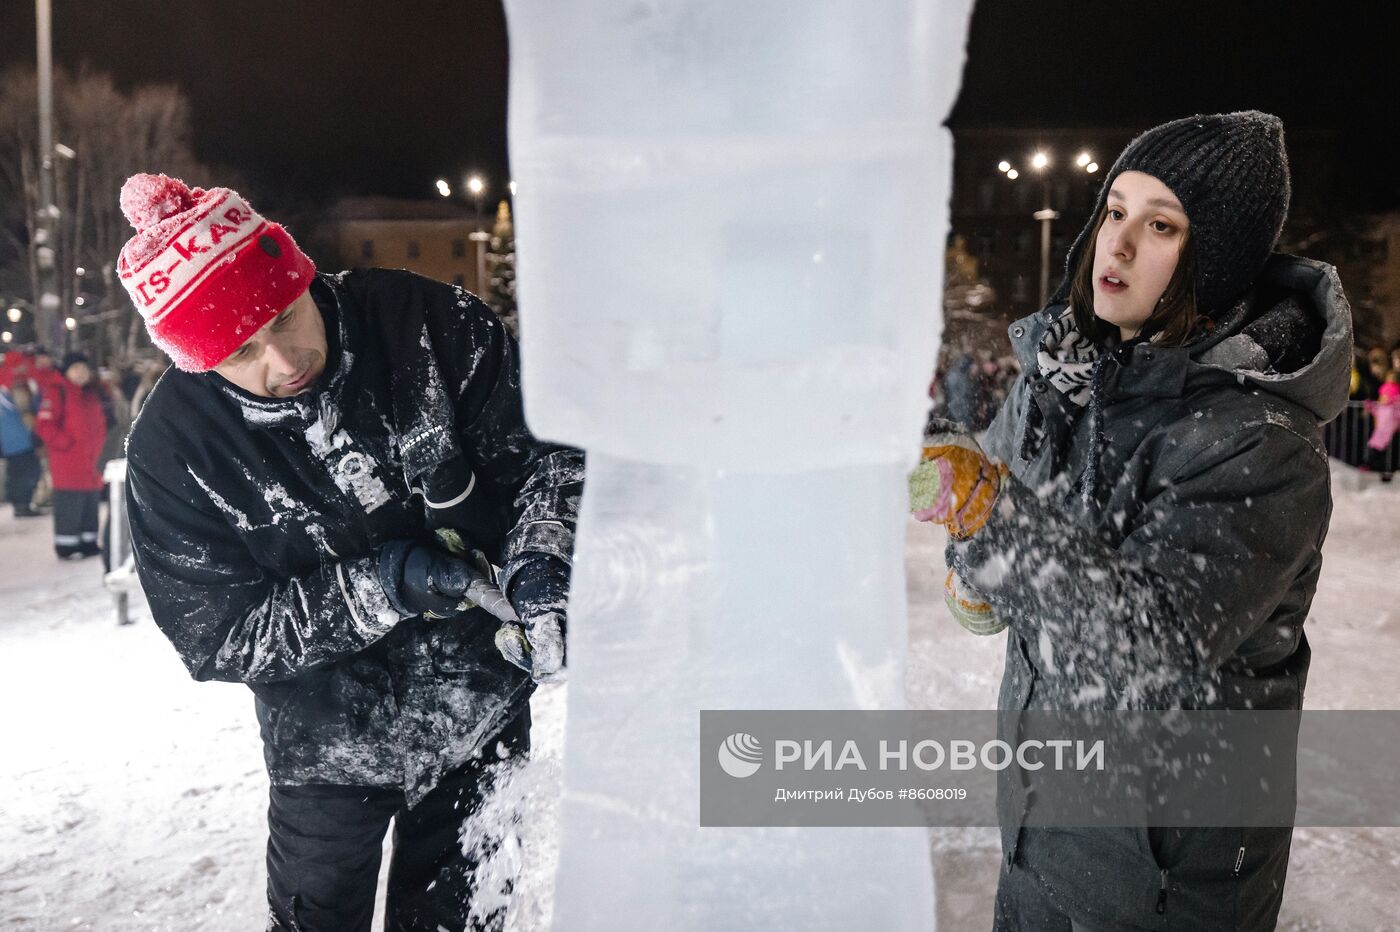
[126,446,406,684]
[421,281,584,595]
[33,382,74,452]
[947,422,1330,706]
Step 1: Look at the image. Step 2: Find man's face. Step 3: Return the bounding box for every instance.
[212,288,327,398]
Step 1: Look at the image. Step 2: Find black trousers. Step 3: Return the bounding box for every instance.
[265,707,530,932]
[52,488,101,558]
[1366,444,1395,477]
[3,449,40,508]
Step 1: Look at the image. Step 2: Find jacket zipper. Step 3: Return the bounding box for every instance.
[1234,846,1246,876]
[1156,869,1168,915]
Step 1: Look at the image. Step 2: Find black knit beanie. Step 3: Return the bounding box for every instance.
[1051,110,1291,316]
[60,350,91,372]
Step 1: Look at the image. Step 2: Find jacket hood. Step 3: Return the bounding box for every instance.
[1009,254,1353,426]
[1189,254,1353,423]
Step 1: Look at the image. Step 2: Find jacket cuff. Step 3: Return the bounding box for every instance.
[500,520,574,593]
[338,555,407,638]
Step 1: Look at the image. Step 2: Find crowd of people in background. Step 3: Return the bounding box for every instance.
[1,328,1397,572]
[1332,343,1400,481]
[926,350,1021,432]
[0,344,163,561]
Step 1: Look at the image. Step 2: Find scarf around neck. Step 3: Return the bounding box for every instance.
[1036,307,1102,407]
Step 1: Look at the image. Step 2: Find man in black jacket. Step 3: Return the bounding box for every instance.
[117,173,581,931]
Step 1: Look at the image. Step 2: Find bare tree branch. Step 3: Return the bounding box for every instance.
[0,66,210,362]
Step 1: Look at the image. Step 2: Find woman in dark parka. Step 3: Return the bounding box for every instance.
[913,112,1352,930]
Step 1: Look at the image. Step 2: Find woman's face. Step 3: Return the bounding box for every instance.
[1091,171,1190,341]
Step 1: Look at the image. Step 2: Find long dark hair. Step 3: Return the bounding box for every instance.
[1068,206,1205,348]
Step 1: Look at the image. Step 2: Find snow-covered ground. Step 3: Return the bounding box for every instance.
[2,463,1397,930]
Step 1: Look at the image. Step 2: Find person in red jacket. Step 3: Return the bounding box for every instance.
[34,351,109,558]
[28,347,64,397]
[0,348,33,390]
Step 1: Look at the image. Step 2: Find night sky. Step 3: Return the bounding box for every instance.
[0,0,1394,210]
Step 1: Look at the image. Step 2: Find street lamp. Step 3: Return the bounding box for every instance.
[463,175,490,294]
[463,175,490,293]
[466,174,487,226]
[435,179,451,198]
[998,148,1096,306]
[1030,152,1058,307]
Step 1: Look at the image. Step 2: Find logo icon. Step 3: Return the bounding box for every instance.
[718,732,763,778]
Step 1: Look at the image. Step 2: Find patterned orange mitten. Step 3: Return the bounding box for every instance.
[908,432,1007,540]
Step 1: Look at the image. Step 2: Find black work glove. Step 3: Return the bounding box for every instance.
[378,540,476,618]
[495,556,570,682]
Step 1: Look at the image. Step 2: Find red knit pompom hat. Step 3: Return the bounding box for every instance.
[117,174,316,372]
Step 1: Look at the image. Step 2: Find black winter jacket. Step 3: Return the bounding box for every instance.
[127,269,583,805]
[948,256,1352,930]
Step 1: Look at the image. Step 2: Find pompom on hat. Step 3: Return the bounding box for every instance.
[117,174,316,372]
[1052,110,1291,316]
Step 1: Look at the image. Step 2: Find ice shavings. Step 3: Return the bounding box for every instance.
[252,478,298,525]
[340,557,403,635]
[331,451,392,513]
[302,399,345,455]
[185,467,253,531]
[230,401,295,428]
[459,344,488,397]
[303,399,392,513]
